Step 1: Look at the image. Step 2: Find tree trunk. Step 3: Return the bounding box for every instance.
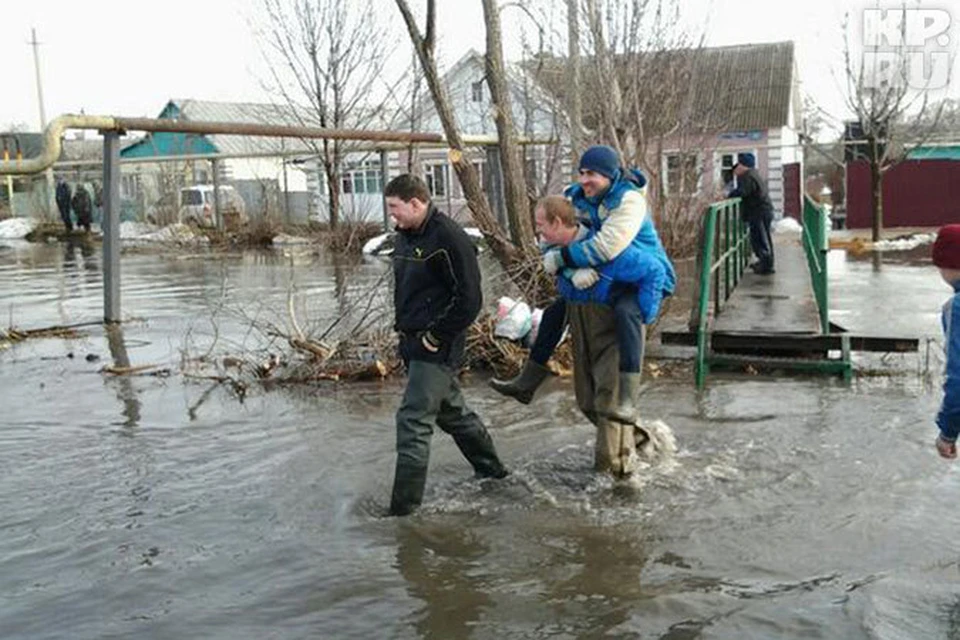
[585,0,624,154]
[395,0,538,283]
[480,0,537,253]
[565,0,583,173]
[869,135,882,243]
[323,160,340,230]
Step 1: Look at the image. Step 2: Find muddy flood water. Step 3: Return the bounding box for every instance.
[2,237,960,639]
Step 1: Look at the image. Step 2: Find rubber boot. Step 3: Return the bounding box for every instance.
[594,415,637,478]
[389,462,428,517]
[613,372,644,422]
[447,415,509,479]
[489,360,551,405]
[613,372,651,450]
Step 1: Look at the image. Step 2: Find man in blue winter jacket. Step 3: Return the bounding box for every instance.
[493,145,674,478]
[932,225,960,459]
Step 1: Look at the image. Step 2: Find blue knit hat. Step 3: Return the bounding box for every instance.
[734,152,756,169]
[578,145,621,180]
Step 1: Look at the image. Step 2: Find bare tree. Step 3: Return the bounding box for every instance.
[565,0,584,167]
[394,0,549,298]
[523,0,725,255]
[261,0,393,230]
[842,10,951,241]
[481,0,538,247]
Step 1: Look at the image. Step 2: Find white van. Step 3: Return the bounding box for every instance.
[178,185,247,228]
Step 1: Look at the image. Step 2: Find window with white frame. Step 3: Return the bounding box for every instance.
[120,174,138,200]
[471,81,484,103]
[341,160,383,195]
[472,161,484,187]
[717,149,757,192]
[424,162,449,198]
[663,152,701,196]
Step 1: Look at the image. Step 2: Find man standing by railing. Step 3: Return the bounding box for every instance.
[728,152,775,275]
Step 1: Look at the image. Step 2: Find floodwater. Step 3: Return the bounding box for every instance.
[2,237,960,640]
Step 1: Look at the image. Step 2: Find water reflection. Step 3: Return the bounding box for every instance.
[105,323,141,428]
[62,237,98,276]
[546,524,649,635]
[394,521,492,639]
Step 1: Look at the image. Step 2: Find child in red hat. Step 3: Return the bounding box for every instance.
[932,224,960,459]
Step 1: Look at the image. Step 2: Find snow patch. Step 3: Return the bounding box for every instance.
[872,233,936,252]
[773,217,802,234]
[0,217,37,239]
[123,223,210,245]
[272,233,312,246]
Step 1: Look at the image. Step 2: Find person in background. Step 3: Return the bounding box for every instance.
[55,178,73,232]
[72,183,93,233]
[728,152,775,275]
[931,224,960,459]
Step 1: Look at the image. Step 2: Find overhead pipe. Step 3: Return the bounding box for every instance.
[0,114,557,176]
[0,114,441,175]
[1,115,115,175]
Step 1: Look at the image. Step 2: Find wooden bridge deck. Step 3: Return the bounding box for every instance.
[711,235,821,336]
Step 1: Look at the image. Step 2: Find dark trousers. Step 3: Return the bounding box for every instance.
[529,289,644,374]
[390,359,507,516]
[530,298,567,366]
[748,213,775,272]
[611,285,644,373]
[57,204,73,232]
[76,209,92,233]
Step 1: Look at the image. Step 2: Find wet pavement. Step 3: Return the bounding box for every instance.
[2,238,960,639]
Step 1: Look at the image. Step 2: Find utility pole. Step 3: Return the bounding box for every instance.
[30,28,56,219]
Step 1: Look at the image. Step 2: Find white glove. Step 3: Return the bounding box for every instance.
[542,250,564,275]
[571,268,600,290]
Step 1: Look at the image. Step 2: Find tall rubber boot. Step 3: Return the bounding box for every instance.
[489,360,551,405]
[613,373,643,422]
[594,415,637,478]
[613,372,650,449]
[389,462,428,517]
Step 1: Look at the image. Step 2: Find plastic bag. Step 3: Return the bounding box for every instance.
[493,296,532,341]
[522,307,544,349]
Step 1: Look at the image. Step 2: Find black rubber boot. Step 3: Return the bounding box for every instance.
[389,463,428,517]
[489,360,551,405]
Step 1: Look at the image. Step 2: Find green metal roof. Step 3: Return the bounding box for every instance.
[120,101,218,158]
[906,145,960,160]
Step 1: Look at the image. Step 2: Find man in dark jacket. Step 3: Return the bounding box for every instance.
[71,183,93,233]
[55,178,73,232]
[385,173,508,516]
[728,152,775,275]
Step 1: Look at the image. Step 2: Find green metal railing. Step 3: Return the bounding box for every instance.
[695,198,750,388]
[801,195,830,333]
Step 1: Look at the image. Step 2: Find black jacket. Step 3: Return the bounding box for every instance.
[730,168,773,221]
[71,187,92,216]
[393,205,482,364]
[56,182,71,212]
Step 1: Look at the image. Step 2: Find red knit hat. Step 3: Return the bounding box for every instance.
[933,225,960,269]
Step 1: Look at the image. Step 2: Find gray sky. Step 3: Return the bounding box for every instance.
[3,0,957,140]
